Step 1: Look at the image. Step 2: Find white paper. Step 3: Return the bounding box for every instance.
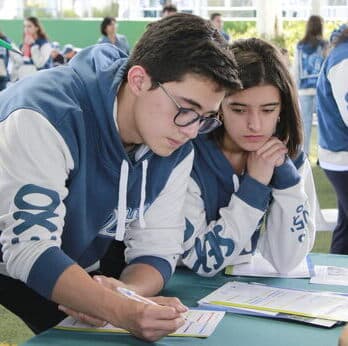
[225,253,312,278]
[311,265,348,286]
[198,303,337,327]
[56,309,225,338]
[198,281,348,322]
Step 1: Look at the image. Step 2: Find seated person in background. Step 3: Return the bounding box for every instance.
[0,13,239,342]
[61,44,78,63]
[162,4,178,17]
[181,38,317,277]
[98,17,130,55]
[50,41,64,67]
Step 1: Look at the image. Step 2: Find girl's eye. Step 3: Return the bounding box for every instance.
[263,108,277,113]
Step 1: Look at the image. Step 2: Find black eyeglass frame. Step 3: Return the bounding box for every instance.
[157,82,222,134]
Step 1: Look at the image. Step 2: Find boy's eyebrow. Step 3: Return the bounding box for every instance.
[180,96,203,110]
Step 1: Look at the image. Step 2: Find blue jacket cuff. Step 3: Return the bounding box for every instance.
[270,157,301,189]
[27,247,75,299]
[236,174,272,211]
[129,256,172,286]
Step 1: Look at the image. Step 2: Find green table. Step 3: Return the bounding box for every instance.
[23,253,348,346]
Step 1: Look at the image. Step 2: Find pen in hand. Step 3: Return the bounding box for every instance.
[117,287,159,305]
[117,287,188,320]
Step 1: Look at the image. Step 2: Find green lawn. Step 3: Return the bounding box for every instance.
[0,126,338,345]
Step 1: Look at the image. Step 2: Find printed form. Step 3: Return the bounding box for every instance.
[199,281,348,322]
[56,309,225,338]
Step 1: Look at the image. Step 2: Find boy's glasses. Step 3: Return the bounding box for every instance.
[157,82,222,134]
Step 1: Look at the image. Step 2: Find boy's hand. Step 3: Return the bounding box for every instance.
[58,275,188,342]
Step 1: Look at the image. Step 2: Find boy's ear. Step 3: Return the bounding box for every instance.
[127,65,152,95]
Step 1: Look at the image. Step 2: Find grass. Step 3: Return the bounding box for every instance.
[0,126,337,345]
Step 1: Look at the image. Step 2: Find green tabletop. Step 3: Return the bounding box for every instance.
[23,253,348,346]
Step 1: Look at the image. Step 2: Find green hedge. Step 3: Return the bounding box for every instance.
[0,19,149,49]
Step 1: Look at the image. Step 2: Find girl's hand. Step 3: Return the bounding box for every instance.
[247,137,287,185]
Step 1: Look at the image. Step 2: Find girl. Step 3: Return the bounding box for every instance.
[15,17,52,80]
[294,15,328,155]
[181,38,317,276]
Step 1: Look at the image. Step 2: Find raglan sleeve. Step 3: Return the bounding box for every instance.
[256,155,317,273]
[123,149,194,286]
[327,57,348,127]
[30,41,52,69]
[180,173,272,277]
[0,109,75,298]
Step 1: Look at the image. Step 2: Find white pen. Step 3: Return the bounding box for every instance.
[117,287,159,305]
[117,287,189,321]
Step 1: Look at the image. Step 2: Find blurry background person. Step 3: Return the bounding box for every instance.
[294,15,328,155]
[15,16,52,80]
[98,16,130,55]
[50,41,64,67]
[210,12,230,42]
[61,44,78,63]
[162,4,178,17]
[0,31,11,90]
[316,24,348,254]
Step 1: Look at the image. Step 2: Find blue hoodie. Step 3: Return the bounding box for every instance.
[296,40,327,90]
[181,135,316,276]
[0,44,192,298]
[317,40,348,154]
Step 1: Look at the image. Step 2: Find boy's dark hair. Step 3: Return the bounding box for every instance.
[125,13,240,92]
[162,4,177,15]
[101,17,115,36]
[212,38,303,158]
[210,13,222,21]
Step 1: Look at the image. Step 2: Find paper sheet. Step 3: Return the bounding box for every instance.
[56,309,225,338]
[310,265,348,286]
[225,253,313,278]
[199,303,338,327]
[198,281,348,322]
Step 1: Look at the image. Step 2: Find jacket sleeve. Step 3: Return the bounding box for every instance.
[327,58,348,127]
[0,109,75,298]
[30,42,52,68]
[257,157,317,273]
[124,150,194,285]
[181,173,271,277]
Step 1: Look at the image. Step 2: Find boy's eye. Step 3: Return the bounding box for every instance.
[231,108,246,113]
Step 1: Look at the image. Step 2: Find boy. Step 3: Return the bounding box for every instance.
[0,14,239,341]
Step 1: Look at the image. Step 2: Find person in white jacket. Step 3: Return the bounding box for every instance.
[12,16,52,80]
[181,38,317,276]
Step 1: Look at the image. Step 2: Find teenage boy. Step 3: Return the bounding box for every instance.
[0,13,239,341]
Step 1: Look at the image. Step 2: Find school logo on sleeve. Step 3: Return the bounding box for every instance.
[98,204,150,238]
[11,184,60,243]
[183,220,235,274]
[290,204,309,242]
